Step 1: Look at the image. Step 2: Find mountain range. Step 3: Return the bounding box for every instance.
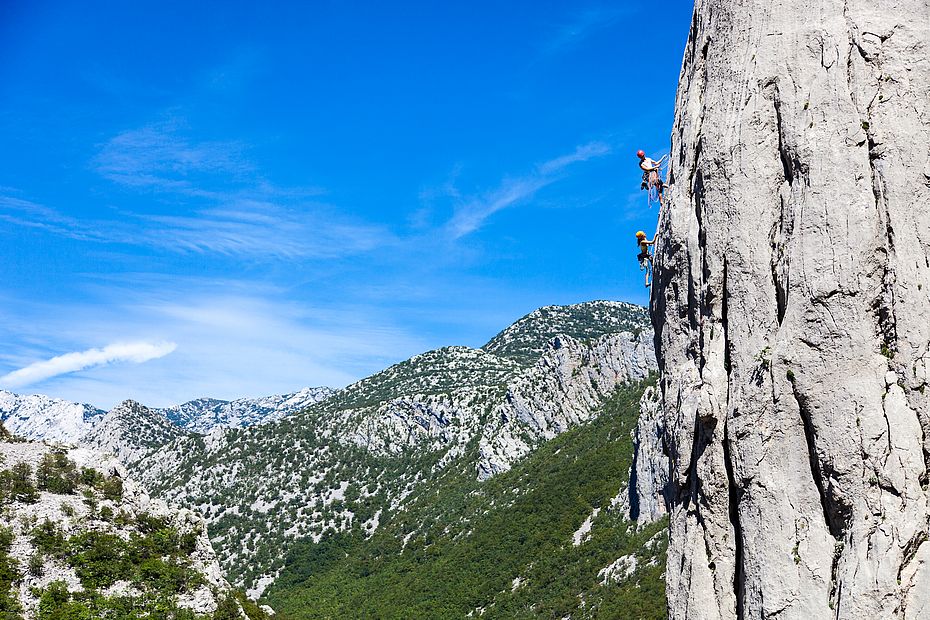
[106,301,658,599]
[1,300,669,617]
[0,386,334,443]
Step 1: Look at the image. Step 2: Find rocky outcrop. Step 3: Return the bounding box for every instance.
[0,439,254,618]
[478,330,656,479]
[652,1,930,618]
[628,386,668,524]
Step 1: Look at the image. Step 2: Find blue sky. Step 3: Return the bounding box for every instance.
[0,1,694,408]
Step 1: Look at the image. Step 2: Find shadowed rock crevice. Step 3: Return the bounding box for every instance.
[790,380,847,540]
[722,422,745,619]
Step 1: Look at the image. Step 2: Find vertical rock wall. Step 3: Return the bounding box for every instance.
[629,386,669,524]
[652,1,930,618]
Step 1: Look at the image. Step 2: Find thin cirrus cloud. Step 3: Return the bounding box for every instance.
[0,191,388,260]
[0,117,389,260]
[0,341,177,390]
[542,6,628,56]
[132,203,388,258]
[0,286,430,408]
[445,141,611,239]
[93,119,253,195]
[0,193,106,242]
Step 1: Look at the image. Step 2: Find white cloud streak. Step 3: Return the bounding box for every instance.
[446,141,611,239]
[0,117,389,260]
[0,192,387,260]
[537,141,611,175]
[93,119,252,195]
[447,176,552,240]
[542,7,628,56]
[0,276,437,408]
[0,341,177,389]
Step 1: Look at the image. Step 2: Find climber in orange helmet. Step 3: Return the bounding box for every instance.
[637,150,668,205]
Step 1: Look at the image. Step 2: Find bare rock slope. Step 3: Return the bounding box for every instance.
[0,392,104,443]
[0,436,269,618]
[652,1,930,618]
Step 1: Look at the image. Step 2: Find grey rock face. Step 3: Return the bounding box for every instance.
[628,386,668,524]
[83,399,190,469]
[478,330,656,479]
[653,1,930,618]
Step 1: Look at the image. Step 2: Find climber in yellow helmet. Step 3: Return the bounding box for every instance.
[636,231,655,287]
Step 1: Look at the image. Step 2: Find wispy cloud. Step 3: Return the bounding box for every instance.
[543,7,628,56]
[1,115,388,260]
[132,202,387,258]
[446,176,552,240]
[93,118,252,195]
[0,194,105,242]
[537,142,611,174]
[92,118,325,199]
[0,190,388,260]
[445,141,611,239]
[0,283,430,408]
[0,341,177,390]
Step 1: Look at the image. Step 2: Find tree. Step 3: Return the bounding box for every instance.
[10,463,38,503]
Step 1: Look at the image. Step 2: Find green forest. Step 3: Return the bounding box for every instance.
[266,381,667,619]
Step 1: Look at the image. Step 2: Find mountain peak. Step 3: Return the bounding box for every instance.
[482,300,651,366]
[0,390,105,442]
[158,386,334,432]
[84,399,188,468]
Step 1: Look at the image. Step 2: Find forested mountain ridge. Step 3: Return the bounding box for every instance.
[266,380,668,619]
[482,301,649,365]
[126,300,658,597]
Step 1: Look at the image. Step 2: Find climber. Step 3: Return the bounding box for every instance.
[636,230,656,287]
[637,150,668,205]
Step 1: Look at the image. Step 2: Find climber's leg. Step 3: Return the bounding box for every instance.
[638,253,653,287]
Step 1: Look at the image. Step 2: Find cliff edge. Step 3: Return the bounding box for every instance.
[652,1,930,618]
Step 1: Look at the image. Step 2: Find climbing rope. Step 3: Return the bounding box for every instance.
[646,155,669,207]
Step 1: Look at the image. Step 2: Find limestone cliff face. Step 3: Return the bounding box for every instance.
[478,331,656,479]
[629,386,669,524]
[652,1,930,618]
